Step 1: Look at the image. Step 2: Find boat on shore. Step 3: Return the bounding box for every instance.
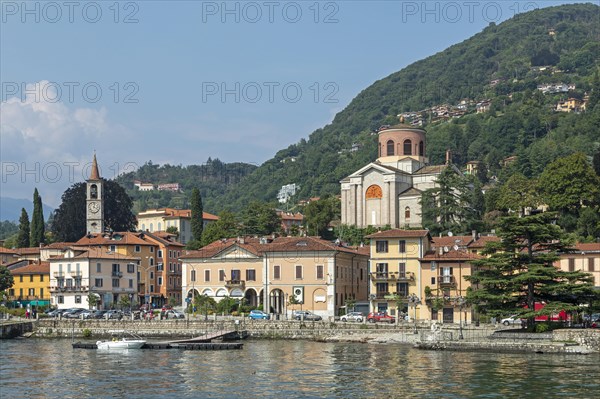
[96,331,146,350]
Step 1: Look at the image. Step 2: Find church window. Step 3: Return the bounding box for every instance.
[419,141,424,156]
[365,185,383,199]
[405,207,411,219]
[90,184,98,199]
[403,139,412,155]
[386,140,394,156]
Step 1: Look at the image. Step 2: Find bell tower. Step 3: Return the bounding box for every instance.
[86,153,104,234]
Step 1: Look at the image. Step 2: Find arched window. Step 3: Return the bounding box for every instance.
[149,223,154,232]
[157,222,162,231]
[419,141,424,156]
[386,140,394,156]
[378,143,382,157]
[90,184,98,199]
[141,224,146,231]
[403,139,412,155]
[405,207,411,219]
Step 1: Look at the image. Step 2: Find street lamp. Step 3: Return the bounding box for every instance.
[455,296,465,340]
[204,294,208,321]
[407,293,420,334]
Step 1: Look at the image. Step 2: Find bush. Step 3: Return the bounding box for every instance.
[82,329,92,338]
[535,322,550,333]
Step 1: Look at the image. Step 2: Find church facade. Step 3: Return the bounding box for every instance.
[341,124,451,229]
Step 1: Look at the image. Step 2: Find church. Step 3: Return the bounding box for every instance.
[340,123,456,228]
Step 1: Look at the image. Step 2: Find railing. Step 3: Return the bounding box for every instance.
[53,272,64,277]
[225,280,245,289]
[374,291,390,299]
[112,271,123,278]
[438,275,456,286]
[370,271,414,282]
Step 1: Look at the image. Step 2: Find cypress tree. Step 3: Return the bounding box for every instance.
[17,208,30,248]
[190,188,204,243]
[30,188,45,247]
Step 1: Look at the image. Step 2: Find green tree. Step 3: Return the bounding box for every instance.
[200,211,239,247]
[0,265,14,292]
[576,207,600,240]
[0,221,18,241]
[240,202,280,236]
[421,166,477,236]
[30,188,45,247]
[303,196,340,238]
[190,188,204,242]
[593,147,600,176]
[52,180,137,242]
[496,173,540,216]
[166,226,179,239]
[16,208,30,248]
[538,153,600,215]
[465,213,597,327]
[86,293,99,310]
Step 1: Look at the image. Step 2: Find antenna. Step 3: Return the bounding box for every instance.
[443,246,449,253]
[447,231,453,237]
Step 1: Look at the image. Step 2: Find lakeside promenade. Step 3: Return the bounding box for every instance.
[3,316,599,354]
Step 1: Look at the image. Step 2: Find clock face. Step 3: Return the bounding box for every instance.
[88,202,100,214]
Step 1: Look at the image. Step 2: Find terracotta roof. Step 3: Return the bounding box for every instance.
[43,242,76,249]
[573,243,600,252]
[143,231,185,247]
[90,153,101,180]
[431,236,473,249]
[469,235,501,248]
[53,247,141,261]
[0,247,17,255]
[14,247,41,255]
[181,237,264,259]
[365,229,430,239]
[277,211,304,221]
[139,208,219,221]
[414,165,447,175]
[420,249,482,261]
[9,261,50,274]
[74,232,154,246]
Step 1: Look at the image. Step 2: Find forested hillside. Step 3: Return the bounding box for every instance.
[119,4,600,213]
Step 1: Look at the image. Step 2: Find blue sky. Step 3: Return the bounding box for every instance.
[0,0,584,209]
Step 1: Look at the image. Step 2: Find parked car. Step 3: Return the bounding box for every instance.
[500,315,525,326]
[92,310,107,319]
[46,309,64,317]
[293,310,322,321]
[248,310,270,320]
[164,310,185,319]
[161,305,173,312]
[63,308,87,319]
[79,310,95,319]
[340,312,364,322]
[367,312,395,323]
[105,310,123,320]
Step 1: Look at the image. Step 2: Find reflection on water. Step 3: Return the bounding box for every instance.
[1,339,599,398]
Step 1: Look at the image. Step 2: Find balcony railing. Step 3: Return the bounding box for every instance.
[225,279,245,289]
[53,272,64,277]
[111,271,123,278]
[370,271,415,282]
[50,286,88,293]
[438,275,456,286]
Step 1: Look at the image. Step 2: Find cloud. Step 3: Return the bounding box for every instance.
[0,81,128,207]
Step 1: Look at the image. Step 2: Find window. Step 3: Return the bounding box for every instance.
[150,285,154,293]
[150,247,154,253]
[219,270,225,282]
[316,265,324,280]
[405,207,410,220]
[589,258,595,272]
[95,278,103,287]
[231,269,241,282]
[29,275,33,282]
[40,274,44,282]
[386,140,394,156]
[403,139,412,155]
[90,184,98,199]
[568,258,575,272]
[97,263,101,273]
[127,263,135,273]
[204,270,210,282]
[74,278,82,288]
[66,279,73,288]
[129,279,133,288]
[398,262,406,278]
[431,277,436,284]
[58,296,64,304]
[112,279,120,287]
[246,269,256,281]
[40,288,44,298]
[149,257,154,266]
[376,241,388,253]
[29,288,35,296]
[75,295,81,304]
[398,240,406,253]
[57,278,64,288]
[274,265,281,280]
[191,270,196,282]
[19,275,23,282]
[295,265,303,279]
[19,288,23,298]
[419,141,424,156]
[397,282,408,297]
[135,245,141,252]
[150,271,154,279]
[109,245,116,252]
[158,250,163,258]
[169,250,173,258]
[158,277,162,286]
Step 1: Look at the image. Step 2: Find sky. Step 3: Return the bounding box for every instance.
[0,0,585,211]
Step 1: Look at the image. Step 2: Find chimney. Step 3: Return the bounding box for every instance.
[472,230,477,241]
[445,149,452,165]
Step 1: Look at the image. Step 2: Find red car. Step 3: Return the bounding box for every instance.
[367,312,396,323]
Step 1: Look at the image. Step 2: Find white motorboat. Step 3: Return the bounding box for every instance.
[96,332,146,349]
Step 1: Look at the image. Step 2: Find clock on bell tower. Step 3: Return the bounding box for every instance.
[86,153,104,234]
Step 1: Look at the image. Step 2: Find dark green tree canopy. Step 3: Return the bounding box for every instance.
[239,202,280,236]
[30,188,45,247]
[17,208,30,248]
[303,196,340,238]
[0,265,14,292]
[190,188,204,242]
[200,211,239,247]
[52,179,136,242]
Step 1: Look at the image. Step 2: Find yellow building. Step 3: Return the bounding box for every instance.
[137,208,218,245]
[365,229,431,319]
[555,243,600,288]
[7,262,51,307]
[181,236,369,318]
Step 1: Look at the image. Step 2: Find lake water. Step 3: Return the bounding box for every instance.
[1,339,599,398]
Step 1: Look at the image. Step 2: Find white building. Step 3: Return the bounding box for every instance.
[49,247,140,309]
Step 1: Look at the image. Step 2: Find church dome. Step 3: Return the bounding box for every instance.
[377,125,426,160]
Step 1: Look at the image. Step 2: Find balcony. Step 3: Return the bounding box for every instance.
[370,271,415,282]
[372,291,391,300]
[111,271,123,278]
[225,279,245,289]
[438,275,456,287]
[53,272,64,277]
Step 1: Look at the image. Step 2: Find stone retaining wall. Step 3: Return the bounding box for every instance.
[0,321,33,339]
[553,329,600,351]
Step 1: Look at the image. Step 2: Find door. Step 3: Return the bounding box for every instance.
[443,308,454,323]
